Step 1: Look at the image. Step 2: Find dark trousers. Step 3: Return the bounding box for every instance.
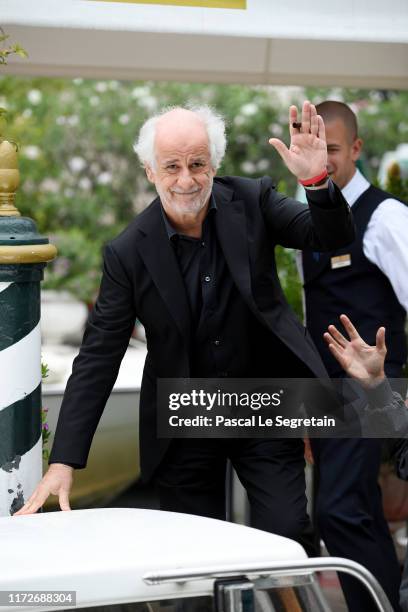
[311,437,401,612]
[310,366,406,612]
[155,438,316,557]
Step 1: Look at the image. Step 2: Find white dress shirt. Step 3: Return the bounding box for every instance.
[343,169,408,312]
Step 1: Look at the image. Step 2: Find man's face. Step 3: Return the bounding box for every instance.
[324,118,363,189]
[145,115,216,218]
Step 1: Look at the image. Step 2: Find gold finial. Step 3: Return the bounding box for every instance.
[0,140,20,216]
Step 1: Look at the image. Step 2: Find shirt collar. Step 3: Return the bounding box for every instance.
[161,194,217,240]
[341,168,370,207]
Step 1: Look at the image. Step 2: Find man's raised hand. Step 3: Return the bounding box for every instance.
[324,314,387,389]
[13,463,74,515]
[269,100,327,181]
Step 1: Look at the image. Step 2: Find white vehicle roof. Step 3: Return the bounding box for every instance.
[0,508,306,611]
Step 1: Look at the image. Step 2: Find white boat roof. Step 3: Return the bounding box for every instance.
[0,508,306,611]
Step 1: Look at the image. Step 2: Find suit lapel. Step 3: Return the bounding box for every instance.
[213,181,254,307]
[136,199,191,342]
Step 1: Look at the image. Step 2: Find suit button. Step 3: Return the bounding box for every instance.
[204,275,211,282]
[214,339,220,346]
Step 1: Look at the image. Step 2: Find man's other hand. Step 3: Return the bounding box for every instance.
[269,100,327,182]
[324,314,386,389]
[13,463,74,515]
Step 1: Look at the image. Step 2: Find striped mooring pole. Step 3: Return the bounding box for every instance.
[0,140,56,516]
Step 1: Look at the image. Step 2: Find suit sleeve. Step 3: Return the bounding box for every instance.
[260,176,355,251]
[49,243,137,469]
[365,379,408,479]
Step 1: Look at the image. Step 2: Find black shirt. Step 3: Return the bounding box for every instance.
[161,196,285,378]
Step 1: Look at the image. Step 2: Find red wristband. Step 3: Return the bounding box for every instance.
[299,170,328,187]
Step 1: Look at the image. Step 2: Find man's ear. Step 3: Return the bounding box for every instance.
[351,138,363,163]
[145,165,155,184]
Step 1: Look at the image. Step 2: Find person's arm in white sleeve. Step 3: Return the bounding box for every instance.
[363,198,408,312]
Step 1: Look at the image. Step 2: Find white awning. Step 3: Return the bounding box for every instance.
[1,0,408,88]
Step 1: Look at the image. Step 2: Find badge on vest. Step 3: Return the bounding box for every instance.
[331,254,352,269]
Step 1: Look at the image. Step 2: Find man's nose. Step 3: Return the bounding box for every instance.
[177,167,195,189]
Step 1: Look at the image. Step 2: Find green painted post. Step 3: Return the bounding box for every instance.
[0,140,56,515]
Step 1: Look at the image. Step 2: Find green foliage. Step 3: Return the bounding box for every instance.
[41,361,49,379]
[275,246,303,319]
[41,407,50,461]
[385,162,408,201]
[0,28,28,65]
[41,362,51,461]
[0,28,28,136]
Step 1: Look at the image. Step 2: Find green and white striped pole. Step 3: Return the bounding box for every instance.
[0,140,56,516]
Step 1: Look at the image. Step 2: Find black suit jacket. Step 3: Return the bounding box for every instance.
[49,175,354,480]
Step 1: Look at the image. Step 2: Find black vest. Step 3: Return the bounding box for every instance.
[302,184,407,376]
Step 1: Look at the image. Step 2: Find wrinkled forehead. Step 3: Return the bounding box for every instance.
[154,114,210,160]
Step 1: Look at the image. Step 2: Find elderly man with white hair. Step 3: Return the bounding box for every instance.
[17,102,353,555]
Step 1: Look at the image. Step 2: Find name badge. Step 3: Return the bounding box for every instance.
[331,254,351,269]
